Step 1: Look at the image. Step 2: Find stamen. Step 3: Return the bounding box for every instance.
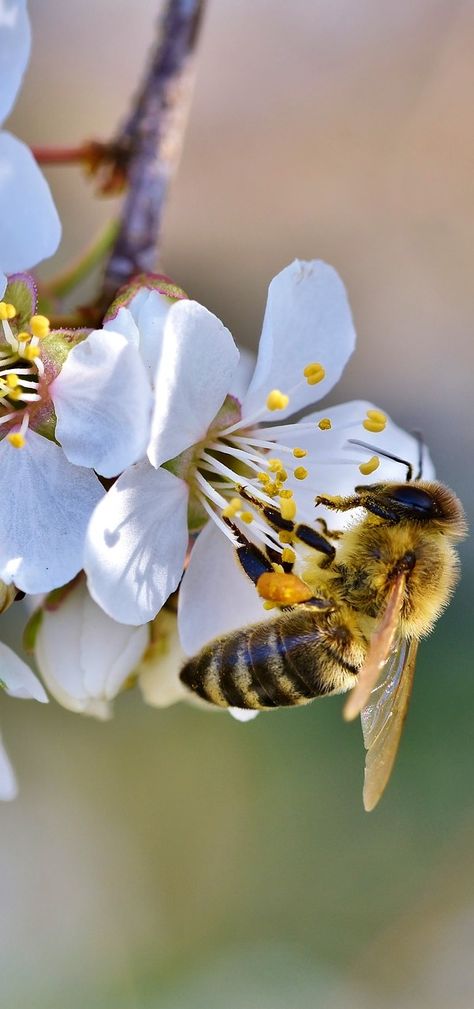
[196,493,239,546]
[281,547,296,564]
[293,466,308,480]
[0,303,16,321]
[30,315,51,339]
[292,447,307,458]
[362,409,387,434]
[266,389,289,411]
[359,455,380,475]
[303,362,325,385]
[7,432,25,448]
[318,418,332,430]
[240,511,254,524]
[222,497,242,518]
[280,497,296,521]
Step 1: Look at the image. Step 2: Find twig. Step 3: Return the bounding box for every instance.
[101,0,205,303]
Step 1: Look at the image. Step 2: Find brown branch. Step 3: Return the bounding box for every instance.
[100,0,205,304]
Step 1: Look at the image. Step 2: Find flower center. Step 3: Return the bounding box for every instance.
[0,302,51,448]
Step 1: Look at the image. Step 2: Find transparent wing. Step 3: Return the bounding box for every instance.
[344,573,406,721]
[361,637,418,811]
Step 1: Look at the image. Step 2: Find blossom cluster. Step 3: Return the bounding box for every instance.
[0,2,433,797]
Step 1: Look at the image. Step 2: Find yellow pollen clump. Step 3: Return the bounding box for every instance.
[266,389,289,411]
[292,447,307,458]
[30,314,50,338]
[278,530,293,544]
[359,455,380,475]
[303,362,325,385]
[222,497,242,518]
[263,600,276,610]
[240,511,254,524]
[0,302,16,320]
[280,497,296,521]
[267,457,284,473]
[363,408,387,434]
[318,418,332,431]
[6,373,20,389]
[279,488,293,499]
[281,547,296,564]
[21,345,41,361]
[294,466,308,480]
[7,432,26,448]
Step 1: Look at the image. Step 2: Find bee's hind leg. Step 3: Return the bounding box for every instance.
[223,517,274,587]
[238,486,336,566]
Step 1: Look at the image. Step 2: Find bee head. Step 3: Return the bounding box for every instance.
[355,480,467,540]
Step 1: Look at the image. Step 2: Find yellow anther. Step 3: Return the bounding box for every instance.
[0,302,16,320]
[257,471,270,485]
[294,466,308,481]
[292,447,307,458]
[279,488,293,499]
[7,432,26,448]
[222,497,242,518]
[7,388,22,401]
[266,389,289,411]
[303,362,325,385]
[278,530,294,544]
[359,455,380,476]
[366,409,387,424]
[6,373,20,389]
[281,547,296,564]
[363,419,386,433]
[271,563,285,575]
[30,314,50,338]
[240,511,254,524]
[318,418,332,431]
[21,345,40,361]
[268,457,284,473]
[277,468,288,482]
[280,497,296,521]
[17,331,31,343]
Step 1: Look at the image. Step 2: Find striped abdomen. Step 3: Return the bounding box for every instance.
[180,606,363,710]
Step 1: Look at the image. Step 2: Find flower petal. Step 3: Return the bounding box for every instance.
[242,260,356,421]
[132,289,173,383]
[52,329,152,477]
[228,346,256,402]
[35,579,149,717]
[147,300,240,468]
[103,306,139,347]
[0,641,47,700]
[0,132,61,273]
[0,734,17,800]
[0,431,104,593]
[138,609,189,708]
[85,461,189,625]
[0,0,30,124]
[178,520,268,656]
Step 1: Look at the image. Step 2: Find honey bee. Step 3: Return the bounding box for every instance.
[180,443,467,810]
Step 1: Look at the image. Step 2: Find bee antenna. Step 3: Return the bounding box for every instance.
[347,439,413,482]
[411,430,424,480]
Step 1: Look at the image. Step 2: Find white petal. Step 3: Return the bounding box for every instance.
[35,579,148,717]
[85,461,189,625]
[0,431,104,593]
[103,307,140,347]
[0,641,47,700]
[178,520,268,656]
[0,0,30,124]
[228,708,259,722]
[0,132,61,273]
[147,300,240,468]
[242,260,356,421]
[0,734,17,800]
[228,346,256,402]
[133,289,172,383]
[52,329,152,477]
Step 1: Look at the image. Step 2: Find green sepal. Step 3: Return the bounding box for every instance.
[35,405,57,442]
[4,273,37,329]
[23,608,44,654]
[41,328,90,370]
[104,272,188,324]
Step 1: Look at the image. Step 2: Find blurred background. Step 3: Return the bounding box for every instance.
[2,1,474,1006]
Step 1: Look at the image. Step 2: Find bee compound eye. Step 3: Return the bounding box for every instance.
[389,485,435,513]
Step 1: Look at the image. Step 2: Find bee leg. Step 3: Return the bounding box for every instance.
[316,491,399,523]
[315,517,343,541]
[223,517,274,586]
[238,486,335,565]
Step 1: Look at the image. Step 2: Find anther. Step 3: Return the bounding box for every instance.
[292,447,307,458]
[266,389,289,411]
[0,303,16,321]
[359,455,380,475]
[363,409,387,434]
[222,497,242,518]
[303,362,325,386]
[280,498,296,521]
[21,345,40,361]
[318,418,332,431]
[281,547,296,564]
[279,489,293,499]
[240,511,254,524]
[6,374,20,389]
[30,315,50,339]
[268,458,284,473]
[294,466,308,480]
[7,432,26,448]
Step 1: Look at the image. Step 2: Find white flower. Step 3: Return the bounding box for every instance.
[0,278,152,593]
[0,639,47,799]
[85,260,357,625]
[0,0,60,294]
[34,578,150,719]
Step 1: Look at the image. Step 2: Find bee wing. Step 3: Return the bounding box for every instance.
[361,638,418,811]
[343,573,406,722]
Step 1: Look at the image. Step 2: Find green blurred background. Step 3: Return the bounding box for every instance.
[2,2,473,1006]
